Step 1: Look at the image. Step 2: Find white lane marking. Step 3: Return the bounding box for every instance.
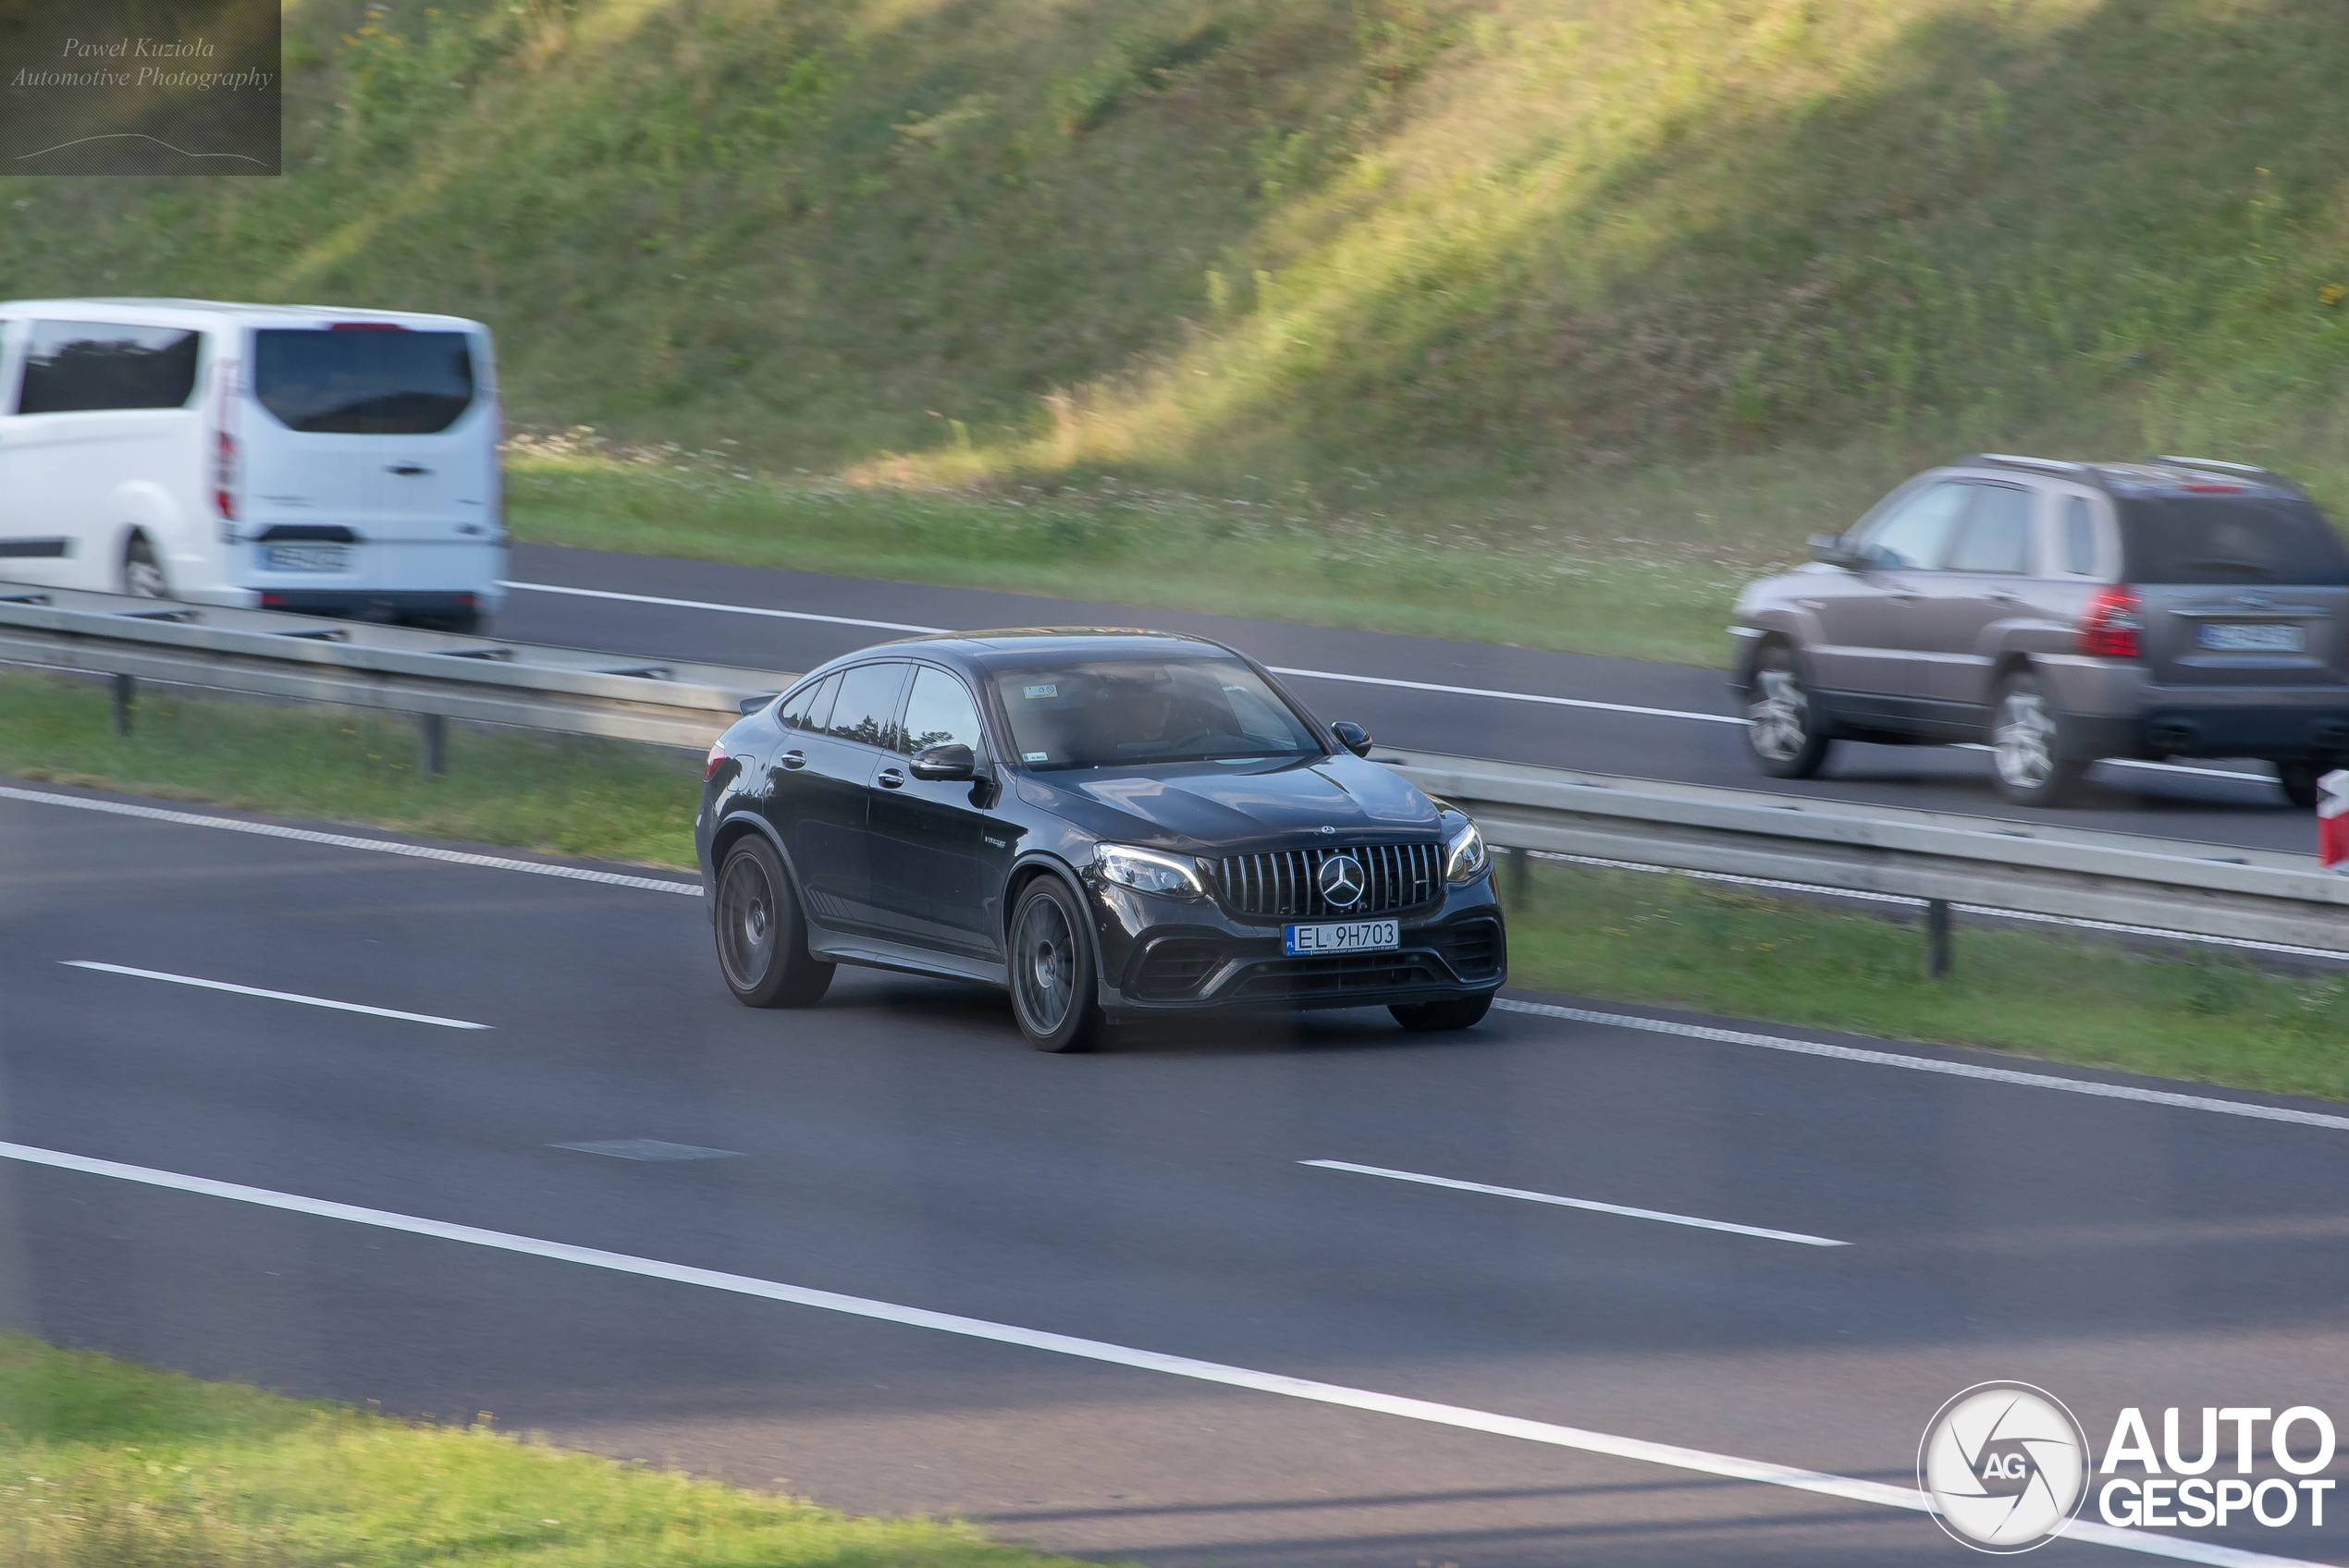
[552,1139,741,1161]
[1300,1159,1848,1247]
[501,581,945,634]
[62,962,491,1029]
[0,1139,2311,1566]
[0,785,702,896]
[1496,999,2349,1133]
[1264,665,1747,724]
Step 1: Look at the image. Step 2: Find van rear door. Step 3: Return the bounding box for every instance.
[241,324,495,569]
[2121,494,2349,689]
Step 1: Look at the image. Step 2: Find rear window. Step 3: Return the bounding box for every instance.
[18,320,199,413]
[252,328,475,435]
[2117,496,2349,585]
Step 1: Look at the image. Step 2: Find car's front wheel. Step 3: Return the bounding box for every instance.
[1989,672,2085,807]
[1008,876,1106,1053]
[713,835,834,1008]
[1390,992,1495,1033]
[1743,643,1830,778]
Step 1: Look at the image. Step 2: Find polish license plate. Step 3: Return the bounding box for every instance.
[261,544,352,573]
[1285,918,1400,956]
[2197,622,2304,653]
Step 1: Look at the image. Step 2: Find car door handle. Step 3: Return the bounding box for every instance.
[779,749,806,770]
[877,766,905,790]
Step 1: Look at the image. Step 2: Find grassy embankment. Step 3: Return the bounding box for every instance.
[9,668,2346,1102]
[0,1332,1102,1568]
[10,0,2349,663]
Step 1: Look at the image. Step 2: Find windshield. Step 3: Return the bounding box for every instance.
[2116,495,2349,584]
[252,328,476,435]
[991,656,1323,770]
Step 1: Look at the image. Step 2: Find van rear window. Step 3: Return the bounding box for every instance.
[2117,496,2349,585]
[252,329,475,435]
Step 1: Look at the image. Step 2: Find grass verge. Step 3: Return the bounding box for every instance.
[8,668,2345,1103]
[0,1332,1101,1568]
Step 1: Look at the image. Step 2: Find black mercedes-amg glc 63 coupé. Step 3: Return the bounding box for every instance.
[695,629,1506,1050]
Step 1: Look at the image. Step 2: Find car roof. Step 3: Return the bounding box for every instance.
[865,628,1240,667]
[1953,454,2307,502]
[0,298,486,333]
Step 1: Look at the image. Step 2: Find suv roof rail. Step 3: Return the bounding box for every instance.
[2154,455,2308,496]
[1970,453,2089,477]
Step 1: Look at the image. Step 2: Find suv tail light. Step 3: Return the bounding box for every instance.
[2076,584,2144,658]
[704,740,729,782]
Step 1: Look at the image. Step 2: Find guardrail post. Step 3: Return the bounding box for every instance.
[1507,845,1531,911]
[1926,898,1952,978]
[111,673,134,737]
[421,713,447,778]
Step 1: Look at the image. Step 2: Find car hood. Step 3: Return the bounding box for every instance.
[1020,753,1443,848]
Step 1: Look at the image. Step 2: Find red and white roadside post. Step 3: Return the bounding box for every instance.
[2321,768,2349,870]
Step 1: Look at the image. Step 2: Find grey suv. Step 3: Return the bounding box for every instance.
[1729,456,2349,807]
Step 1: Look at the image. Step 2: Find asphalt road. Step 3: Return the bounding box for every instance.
[494,543,2319,857]
[6,782,2348,1566]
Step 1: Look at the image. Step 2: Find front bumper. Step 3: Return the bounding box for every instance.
[1087,874,1507,1014]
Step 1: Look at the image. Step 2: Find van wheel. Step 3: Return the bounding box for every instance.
[1743,644,1831,778]
[122,535,170,599]
[1990,672,2085,807]
[1008,877,1106,1053]
[713,836,833,1008]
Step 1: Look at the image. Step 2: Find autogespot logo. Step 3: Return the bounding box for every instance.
[1919,1382,2091,1552]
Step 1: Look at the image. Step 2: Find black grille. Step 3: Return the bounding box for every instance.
[1231,952,1445,1000]
[1438,917,1504,979]
[1210,842,1441,921]
[1132,938,1224,1000]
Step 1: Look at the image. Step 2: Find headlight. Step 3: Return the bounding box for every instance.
[1444,818,1488,886]
[1095,842,1208,898]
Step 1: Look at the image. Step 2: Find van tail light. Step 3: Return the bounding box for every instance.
[209,360,240,533]
[2076,585,2144,658]
[704,740,729,782]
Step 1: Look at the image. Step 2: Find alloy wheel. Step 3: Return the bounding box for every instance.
[1013,893,1076,1035]
[1748,668,1811,762]
[716,853,776,989]
[1993,690,2056,790]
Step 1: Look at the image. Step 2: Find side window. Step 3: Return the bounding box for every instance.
[2061,497,2099,576]
[1945,484,2035,574]
[18,320,200,413]
[903,666,984,754]
[1859,482,1970,570]
[823,662,909,750]
[778,674,829,730]
[0,318,22,412]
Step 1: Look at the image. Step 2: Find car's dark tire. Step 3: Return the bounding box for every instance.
[1989,671,2085,807]
[1390,991,1495,1033]
[1007,876,1106,1053]
[2279,761,2323,810]
[1742,643,1831,779]
[713,835,833,1008]
[122,533,170,599]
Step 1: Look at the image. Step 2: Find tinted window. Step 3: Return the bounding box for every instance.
[253,328,475,435]
[1946,485,2034,573]
[992,657,1322,770]
[1860,482,1969,570]
[824,663,908,749]
[903,667,984,754]
[18,320,199,413]
[779,673,837,730]
[2117,496,2349,585]
[2062,497,2098,575]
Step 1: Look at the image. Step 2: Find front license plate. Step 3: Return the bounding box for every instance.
[1285,919,1400,956]
[261,544,352,573]
[2198,621,2304,653]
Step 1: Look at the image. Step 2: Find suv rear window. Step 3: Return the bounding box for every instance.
[2117,496,2349,585]
[253,328,475,435]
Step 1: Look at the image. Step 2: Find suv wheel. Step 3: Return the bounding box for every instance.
[713,836,834,1008]
[1008,876,1106,1053]
[2278,762,2323,811]
[1743,644,1831,778]
[1990,672,2085,807]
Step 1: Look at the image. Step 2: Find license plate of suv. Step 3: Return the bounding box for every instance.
[2197,622,2304,653]
[1285,919,1400,956]
[261,544,352,573]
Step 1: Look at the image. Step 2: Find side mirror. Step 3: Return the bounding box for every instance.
[910,741,978,781]
[1330,720,1374,758]
[1808,532,1862,569]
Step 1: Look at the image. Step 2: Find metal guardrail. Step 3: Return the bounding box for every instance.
[0,582,793,761]
[1386,750,2349,957]
[1,580,2338,954]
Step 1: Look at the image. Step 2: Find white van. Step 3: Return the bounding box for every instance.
[0,299,505,630]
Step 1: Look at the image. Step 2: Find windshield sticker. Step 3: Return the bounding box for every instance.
[1024,751,1050,762]
[1024,684,1058,699]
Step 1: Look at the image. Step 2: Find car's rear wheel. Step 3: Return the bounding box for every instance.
[1989,672,2085,807]
[1008,876,1105,1053]
[122,534,170,599]
[1389,992,1495,1033]
[1743,644,1830,778]
[714,835,833,1008]
[2279,761,2324,810]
